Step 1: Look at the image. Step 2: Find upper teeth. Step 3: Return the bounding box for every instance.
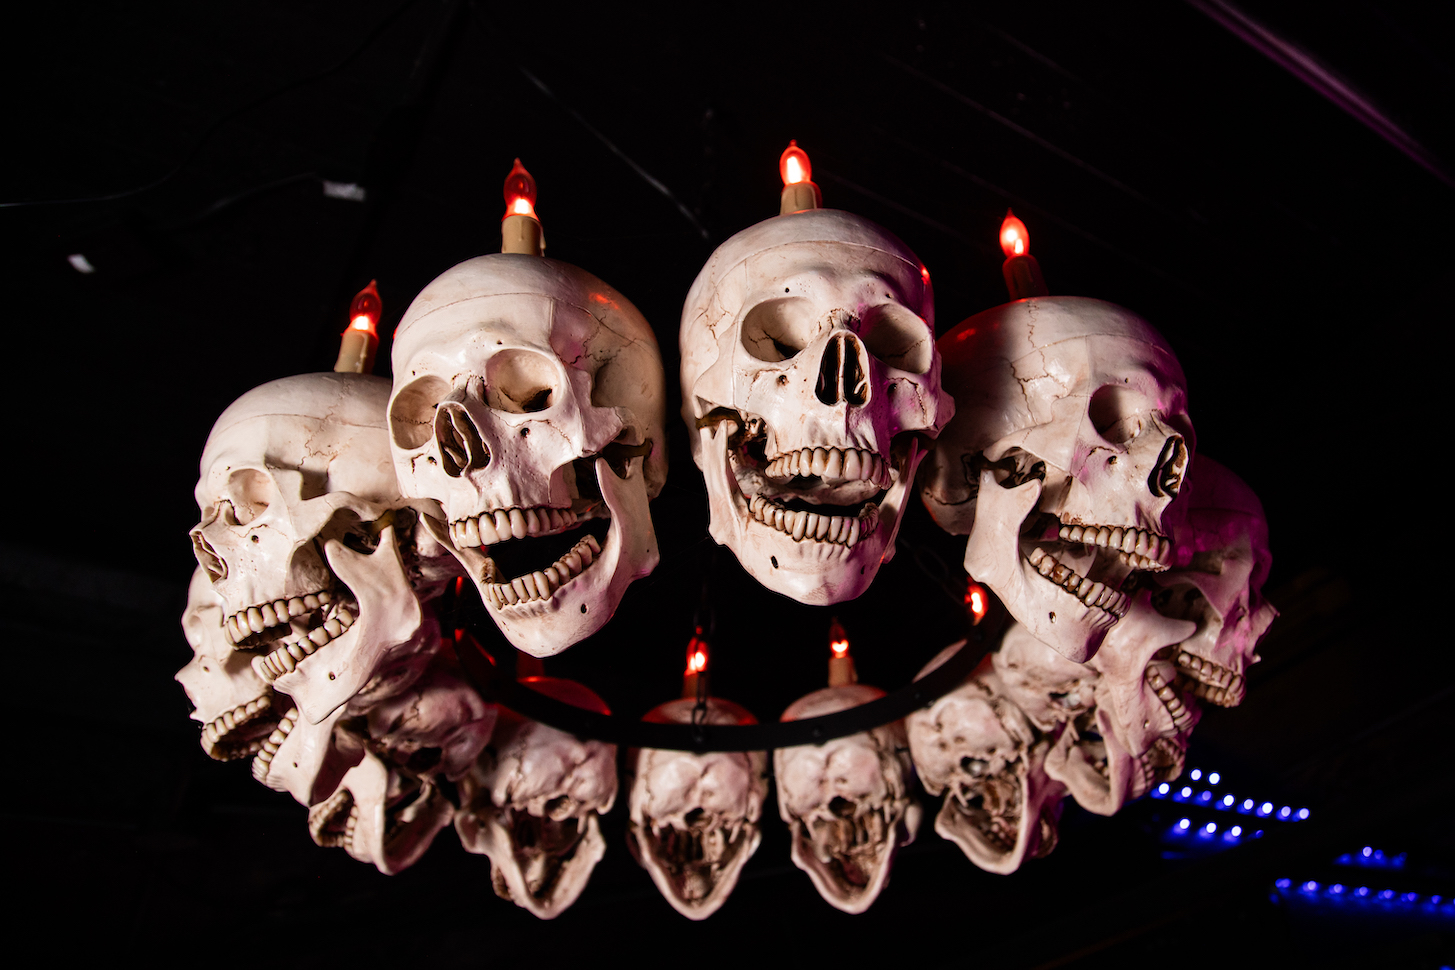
[1026,547,1130,616]
[451,506,579,548]
[747,494,878,546]
[1056,524,1170,570]
[764,447,889,486]
[226,590,329,643]
[253,601,355,682]
[483,534,601,610]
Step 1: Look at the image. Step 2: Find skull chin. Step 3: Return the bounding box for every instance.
[789,798,906,913]
[307,757,454,875]
[936,765,1032,874]
[481,803,606,919]
[702,411,923,605]
[441,456,657,657]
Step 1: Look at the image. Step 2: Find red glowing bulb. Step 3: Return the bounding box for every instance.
[780,140,812,186]
[1000,210,1029,259]
[348,280,381,336]
[503,158,538,219]
[965,582,988,624]
[685,628,710,675]
[829,617,850,658]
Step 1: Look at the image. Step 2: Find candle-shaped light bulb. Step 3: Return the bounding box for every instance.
[682,628,710,699]
[827,617,856,686]
[778,140,822,215]
[334,279,381,374]
[964,581,988,626]
[501,158,544,255]
[999,208,1047,300]
[999,211,1029,259]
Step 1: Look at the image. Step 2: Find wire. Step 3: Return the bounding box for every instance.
[0,0,421,210]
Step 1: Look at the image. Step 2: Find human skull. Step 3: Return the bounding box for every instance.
[455,677,618,919]
[307,749,455,875]
[1047,593,1198,814]
[389,255,666,657]
[190,373,440,724]
[680,209,953,604]
[907,646,1065,874]
[992,621,1099,732]
[626,697,768,920]
[774,683,920,913]
[363,651,497,782]
[922,297,1194,663]
[176,567,282,761]
[1149,455,1276,708]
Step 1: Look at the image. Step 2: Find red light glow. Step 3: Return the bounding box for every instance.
[829,617,850,658]
[685,629,709,675]
[965,582,988,622]
[347,280,381,336]
[999,210,1029,259]
[779,140,812,186]
[503,158,538,219]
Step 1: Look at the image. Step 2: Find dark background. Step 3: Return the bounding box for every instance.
[1,1,1450,965]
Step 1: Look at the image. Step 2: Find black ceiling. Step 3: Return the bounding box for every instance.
[2,1,1451,964]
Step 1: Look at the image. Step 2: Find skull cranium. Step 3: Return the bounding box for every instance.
[389,255,666,657]
[680,209,953,604]
[774,683,920,913]
[627,697,768,920]
[922,297,1193,663]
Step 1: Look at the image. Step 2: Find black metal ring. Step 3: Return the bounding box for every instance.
[452,627,988,752]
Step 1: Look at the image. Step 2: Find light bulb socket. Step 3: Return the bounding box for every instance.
[828,654,857,687]
[1002,253,1048,300]
[780,180,822,216]
[502,213,545,256]
[334,329,378,374]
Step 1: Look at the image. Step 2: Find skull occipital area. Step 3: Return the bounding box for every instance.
[680,209,953,605]
[389,255,666,657]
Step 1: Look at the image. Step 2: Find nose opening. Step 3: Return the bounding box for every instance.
[434,403,490,478]
[1148,434,1189,498]
[814,333,870,407]
[191,530,226,583]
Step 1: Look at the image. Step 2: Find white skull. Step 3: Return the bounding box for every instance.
[389,255,666,657]
[922,297,1194,663]
[906,646,1065,874]
[774,683,920,913]
[1047,593,1198,814]
[176,567,282,761]
[626,697,768,920]
[680,209,953,604]
[307,749,455,875]
[455,677,618,919]
[363,652,497,782]
[190,373,437,724]
[992,621,1099,732]
[1149,455,1276,708]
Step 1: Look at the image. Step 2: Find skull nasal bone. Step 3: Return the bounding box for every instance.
[1148,434,1189,498]
[435,403,490,478]
[815,333,870,407]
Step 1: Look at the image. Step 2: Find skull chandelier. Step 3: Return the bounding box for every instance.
[176,154,1276,913]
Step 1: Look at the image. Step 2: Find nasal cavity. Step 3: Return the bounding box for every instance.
[191,530,226,583]
[1148,434,1189,498]
[829,796,856,818]
[434,403,489,478]
[815,333,870,407]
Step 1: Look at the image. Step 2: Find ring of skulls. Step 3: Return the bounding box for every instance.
[181,190,1273,916]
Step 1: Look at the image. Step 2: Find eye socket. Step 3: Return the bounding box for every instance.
[740,298,819,362]
[860,303,932,373]
[1088,384,1149,445]
[486,349,559,414]
[226,469,276,526]
[390,375,451,449]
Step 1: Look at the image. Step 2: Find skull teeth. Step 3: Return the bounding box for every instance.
[252,605,355,682]
[450,506,580,548]
[200,692,275,761]
[747,494,879,546]
[483,534,601,609]
[1056,524,1170,570]
[225,589,329,644]
[1145,667,1196,732]
[1176,651,1246,707]
[1025,547,1130,616]
[763,447,888,487]
[251,706,299,783]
